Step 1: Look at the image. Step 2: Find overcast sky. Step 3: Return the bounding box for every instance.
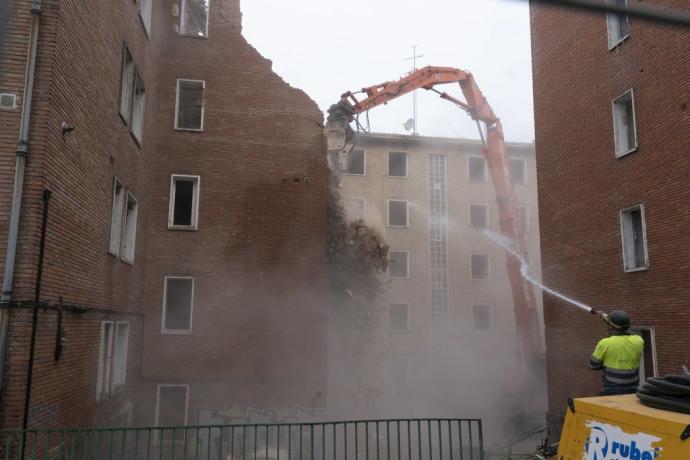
[241,0,534,143]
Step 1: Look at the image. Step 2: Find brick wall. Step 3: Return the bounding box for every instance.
[530,0,690,436]
[138,0,327,420]
[0,0,328,429]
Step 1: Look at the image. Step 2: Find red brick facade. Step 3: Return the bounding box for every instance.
[0,0,327,429]
[530,0,690,435]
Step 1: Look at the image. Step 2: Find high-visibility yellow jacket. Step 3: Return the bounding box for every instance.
[589,334,644,393]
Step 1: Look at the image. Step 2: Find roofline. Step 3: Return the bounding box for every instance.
[355,132,534,152]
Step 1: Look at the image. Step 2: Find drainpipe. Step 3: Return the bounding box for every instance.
[0,0,42,388]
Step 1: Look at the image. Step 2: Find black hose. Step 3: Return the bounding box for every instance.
[637,374,690,414]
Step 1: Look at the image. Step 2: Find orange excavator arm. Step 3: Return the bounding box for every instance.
[326,66,541,361]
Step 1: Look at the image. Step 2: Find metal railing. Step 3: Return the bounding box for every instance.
[1,418,484,460]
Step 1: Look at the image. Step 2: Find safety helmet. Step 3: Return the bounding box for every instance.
[606,310,631,330]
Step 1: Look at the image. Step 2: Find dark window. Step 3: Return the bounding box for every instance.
[473,305,490,330]
[170,176,199,228]
[347,149,365,175]
[164,278,193,331]
[468,157,486,182]
[389,251,409,278]
[157,385,187,440]
[388,200,408,227]
[469,205,488,230]
[388,151,407,177]
[175,80,205,131]
[471,254,489,279]
[173,180,193,225]
[389,304,409,330]
[508,159,526,185]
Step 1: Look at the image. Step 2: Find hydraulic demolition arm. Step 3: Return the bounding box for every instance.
[326,66,541,360]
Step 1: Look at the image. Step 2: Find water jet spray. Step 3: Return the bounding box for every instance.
[482,230,607,319]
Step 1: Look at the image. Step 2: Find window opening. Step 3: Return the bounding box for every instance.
[156,385,189,444]
[169,175,200,229]
[620,205,648,271]
[181,0,210,37]
[607,0,630,49]
[473,305,490,331]
[469,204,488,230]
[139,0,152,33]
[468,157,487,183]
[388,151,408,177]
[508,158,526,185]
[389,304,409,330]
[109,179,125,255]
[346,149,365,175]
[122,193,138,262]
[112,322,129,392]
[612,89,637,157]
[388,200,408,227]
[470,253,489,280]
[175,79,205,131]
[97,322,114,401]
[119,48,134,120]
[162,277,194,333]
[131,73,146,142]
[389,250,409,278]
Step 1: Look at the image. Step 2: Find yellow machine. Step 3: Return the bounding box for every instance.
[557,394,690,459]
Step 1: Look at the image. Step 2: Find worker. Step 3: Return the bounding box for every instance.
[588,310,644,395]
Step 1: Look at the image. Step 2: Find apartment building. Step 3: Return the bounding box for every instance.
[336,133,544,430]
[0,0,327,431]
[530,0,690,437]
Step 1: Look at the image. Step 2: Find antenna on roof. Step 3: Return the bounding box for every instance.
[403,45,424,136]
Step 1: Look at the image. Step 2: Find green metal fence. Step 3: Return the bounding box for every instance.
[1,419,484,460]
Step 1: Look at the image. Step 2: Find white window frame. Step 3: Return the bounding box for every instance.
[111,321,130,393]
[508,158,527,185]
[387,151,408,178]
[96,321,114,401]
[387,199,409,228]
[612,88,638,158]
[388,303,410,331]
[155,384,190,445]
[131,72,146,143]
[468,203,489,230]
[606,0,630,50]
[168,175,201,230]
[388,250,409,279]
[469,252,490,280]
[630,326,658,380]
[174,79,205,132]
[109,178,125,256]
[467,156,488,183]
[119,47,134,121]
[351,197,366,219]
[619,204,649,272]
[180,0,210,38]
[472,304,491,331]
[121,193,138,263]
[161,276,195,334]
[139,0,152,35]
[346,149,366,176]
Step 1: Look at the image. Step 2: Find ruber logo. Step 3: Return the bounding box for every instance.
[584,421,661,460]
